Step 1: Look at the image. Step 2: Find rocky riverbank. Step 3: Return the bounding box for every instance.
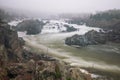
[0,20,93,80]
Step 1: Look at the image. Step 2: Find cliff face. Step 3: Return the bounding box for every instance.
[0,21,23,63]
[0,21,24,80]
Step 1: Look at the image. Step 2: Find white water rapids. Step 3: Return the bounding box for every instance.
[9,19,120,72]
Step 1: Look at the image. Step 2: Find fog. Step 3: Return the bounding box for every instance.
[0,0,120,14]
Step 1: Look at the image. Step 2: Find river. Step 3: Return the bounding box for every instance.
[9,19,120,73]
[18,31,120,73]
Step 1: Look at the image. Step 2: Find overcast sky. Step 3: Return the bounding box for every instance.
[0,0,120,14]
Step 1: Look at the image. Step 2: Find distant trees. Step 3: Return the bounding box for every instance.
[0,9,13,22]
[0,8,25,22]
[90,9,120,21]
[86,9,120,29]
[66,9,120,30]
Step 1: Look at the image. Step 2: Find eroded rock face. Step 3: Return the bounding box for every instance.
[35,60,63,80]
[64,24,77,32]
[15,19,44,35]
[65,34,88,46]
[85,30,107,44]
[2,49,92,80]
[35,60,92,80]
[0,21,23,80]
[107,31,120,43]
[0,22,23,62]
[67,68,92,80]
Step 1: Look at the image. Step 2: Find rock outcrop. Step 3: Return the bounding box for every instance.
[106,22,120,43]
[85,30,107,44]
[15,19,44,35]
[65,27,120,47]
[65,34,88,47]
[0,21,23,80]
[0,21,23,62]
[64,24,77,32]
[65,30,107,47]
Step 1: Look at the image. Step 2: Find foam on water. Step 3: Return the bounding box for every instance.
[16,19,120,72]
[18,31,120,72]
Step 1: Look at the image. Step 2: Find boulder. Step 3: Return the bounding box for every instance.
[65,34,88,47]
[64,24,77,32]
[65,30,107,47]
[85,30,107,44]
[15,19,44,35]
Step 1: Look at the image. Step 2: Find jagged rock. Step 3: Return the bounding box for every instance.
[35,60,66,80]
[18,37,25,46]
[66,68,92,80]
[106,22,120,43]
[65,34,88,47]
[65,30,107,47]
[85,30,107,44]
[65,27,120,47]
[34,60,92,80]
[0,22,23,62]
[15,19,44,35]
[27,59,35,71]
[0,21,25,80]
[7,63,34,80]
[64,24,77,32]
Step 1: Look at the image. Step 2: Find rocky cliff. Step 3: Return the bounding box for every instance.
[0,21,23,62]
[0,20,23,80]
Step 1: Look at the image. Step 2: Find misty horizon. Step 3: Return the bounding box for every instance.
[0,0,120,14]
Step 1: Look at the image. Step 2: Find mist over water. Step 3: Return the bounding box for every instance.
[0,0,120,80]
